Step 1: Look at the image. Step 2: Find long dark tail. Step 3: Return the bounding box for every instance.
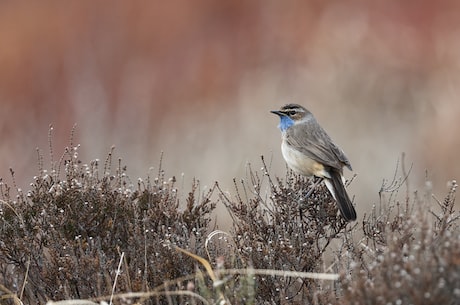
[327,170,357,221]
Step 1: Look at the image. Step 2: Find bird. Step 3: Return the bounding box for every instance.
[271,103,357,221]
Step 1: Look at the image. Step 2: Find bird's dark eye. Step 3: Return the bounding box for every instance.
[287,111,296,116]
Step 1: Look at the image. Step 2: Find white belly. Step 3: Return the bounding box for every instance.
[281,141,329,178]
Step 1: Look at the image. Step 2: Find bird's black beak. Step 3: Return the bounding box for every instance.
[270,110,284,116]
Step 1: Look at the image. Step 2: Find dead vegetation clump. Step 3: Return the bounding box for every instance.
[0,138,458,305]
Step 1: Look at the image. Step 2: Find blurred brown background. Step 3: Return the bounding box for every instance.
[1,1,459,219]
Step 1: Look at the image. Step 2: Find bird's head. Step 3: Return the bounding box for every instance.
[271,104,312,132]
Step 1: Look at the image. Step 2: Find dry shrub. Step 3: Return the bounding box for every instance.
[220,158,351,304]
[0,143,215,304]
[340,180,459,305]
[1,142,459,305]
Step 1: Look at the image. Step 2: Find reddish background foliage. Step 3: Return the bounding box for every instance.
[1,1,460,220]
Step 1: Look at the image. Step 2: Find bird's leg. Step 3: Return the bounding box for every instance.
[305,176,324,198]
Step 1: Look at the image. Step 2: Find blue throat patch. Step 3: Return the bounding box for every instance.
[278,115,294,131]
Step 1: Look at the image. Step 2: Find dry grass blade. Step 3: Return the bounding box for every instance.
[209,268,339,281]
[204,229,235,263]
[0,284,23,305]
[45,301,99,305]
[109,251,124,305]
[174,245,217,282]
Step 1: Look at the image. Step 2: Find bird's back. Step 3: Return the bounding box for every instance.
[284,116,352,172]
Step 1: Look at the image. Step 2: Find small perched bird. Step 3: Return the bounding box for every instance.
[271,103,357,221]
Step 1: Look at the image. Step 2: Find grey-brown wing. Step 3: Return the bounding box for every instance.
[285,121,352,171]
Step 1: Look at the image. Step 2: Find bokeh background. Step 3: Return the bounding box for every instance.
[1,1,460,221]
